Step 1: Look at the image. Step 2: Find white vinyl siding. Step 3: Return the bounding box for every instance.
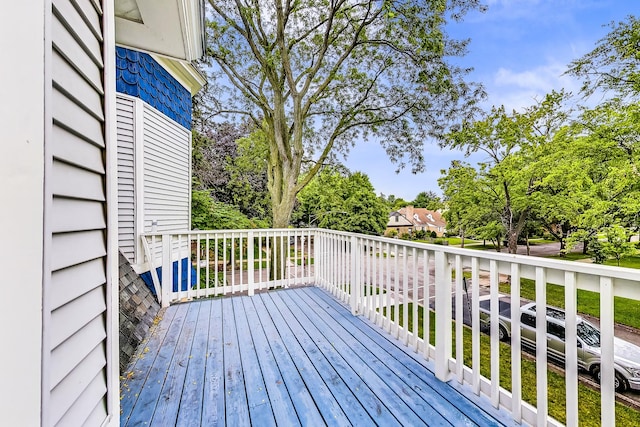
[117,95,191,266]
[117,95,136,261]
[49,0,108,426]
[143,104,191,234]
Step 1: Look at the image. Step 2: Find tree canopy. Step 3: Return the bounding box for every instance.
[203,0,485,226]
[441,91,568,253]
[294,168,388,235]
[411,191,443,210]
[567,15,640,98]
[192,123,271,221]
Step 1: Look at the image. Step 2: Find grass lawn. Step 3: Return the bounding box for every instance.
[460,242,502,251]
[604,256,640,269]
[527,238,559,245]
[546,253,591,261]
[499,278,640,330]
[546,253,640,268]
[447,237,480,246]
[389,304,640,426]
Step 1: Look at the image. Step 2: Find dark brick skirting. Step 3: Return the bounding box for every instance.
[119,252,160,374]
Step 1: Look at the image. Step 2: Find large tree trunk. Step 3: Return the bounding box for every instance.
[507,232,519,254]
[269,185,297,280]
[505,208,529,254]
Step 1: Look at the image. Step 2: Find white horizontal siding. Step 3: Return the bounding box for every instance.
[143,104,191,235]
[52,125,105,173]
[50,259,105,311]
[48,0,108,425]
[49,343,107,424]
[50,315,106,388]
[117,95,136,261]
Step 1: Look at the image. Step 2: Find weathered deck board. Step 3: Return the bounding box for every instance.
[201,298,225,425]
[175,299,211,427]
[240,296,301,426]
[121,286,518,426]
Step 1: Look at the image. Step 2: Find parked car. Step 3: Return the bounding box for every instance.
[479,301,640,392]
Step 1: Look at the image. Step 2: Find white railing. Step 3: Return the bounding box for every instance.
[143,228,640,426]
[141,228,314,305]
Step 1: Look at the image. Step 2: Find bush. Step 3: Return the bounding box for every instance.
[413,230,427,239]
[587,238,606,264]
[430,230,437,238]
[191,190,265,230]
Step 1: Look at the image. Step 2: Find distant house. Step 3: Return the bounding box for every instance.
[385,206,447,237]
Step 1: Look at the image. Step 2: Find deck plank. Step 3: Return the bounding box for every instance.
[240,296,301,426]
[279,290,442,426]
[151,302,201,425]
[125,303,190,426]
[250,294,333,426]
[176,300,212,427]
[231,296,277,426]
[268,290,400,426]
[201,298,225,425]
[253,294,351,425]
[221,297,251,426]
[120,305,177,425]
[307,286,509,426]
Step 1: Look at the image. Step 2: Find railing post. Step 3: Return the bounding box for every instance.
[248,231,255,296]
[434,250,452,381]
[161,234,172,308]
[350,235,359,316]
[600,276,615,426]
[314,230,320,285]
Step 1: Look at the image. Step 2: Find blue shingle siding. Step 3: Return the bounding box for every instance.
[116,47,192,129]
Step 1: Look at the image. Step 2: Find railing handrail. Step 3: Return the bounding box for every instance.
[144,227,637,279]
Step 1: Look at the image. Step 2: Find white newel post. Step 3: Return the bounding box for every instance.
[350,235,359,316]
[161,235,172,307]
[434,250,452,381]
[314,231,320,285]
[248,231,255,296]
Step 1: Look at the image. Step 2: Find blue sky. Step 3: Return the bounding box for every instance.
[343,0,640,201]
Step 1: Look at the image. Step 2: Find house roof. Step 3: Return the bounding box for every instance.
[393,206,447,228]
[386,212,413,227]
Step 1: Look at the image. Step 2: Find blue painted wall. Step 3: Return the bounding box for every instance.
[115,47,192,129]
[140,258,197,295]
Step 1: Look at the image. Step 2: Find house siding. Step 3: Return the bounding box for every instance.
[117,95,136,262]
[48,0,109,425]
[143,104,191,235]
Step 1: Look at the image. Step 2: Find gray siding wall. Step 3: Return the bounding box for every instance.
[143,104,191,234]
[49,0,108,425]
[117,95,136,261]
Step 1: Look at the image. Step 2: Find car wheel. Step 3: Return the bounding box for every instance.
[593,366,629,393]
[498,325,509,342]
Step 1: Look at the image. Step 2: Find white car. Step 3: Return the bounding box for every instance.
[480,302,640,392]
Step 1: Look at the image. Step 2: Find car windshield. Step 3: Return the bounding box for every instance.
[577,321,600,347]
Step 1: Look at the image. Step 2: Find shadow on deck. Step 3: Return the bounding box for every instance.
[120,286,519,426]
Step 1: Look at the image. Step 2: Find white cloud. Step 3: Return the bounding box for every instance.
[488,62,581,111]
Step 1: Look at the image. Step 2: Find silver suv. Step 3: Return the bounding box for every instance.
[480,301,640,392]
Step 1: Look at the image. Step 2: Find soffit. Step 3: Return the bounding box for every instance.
[115,0,204,61]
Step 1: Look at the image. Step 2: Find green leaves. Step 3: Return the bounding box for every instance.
[192,190,266,230]
[295,168,388,235]
[203,0,484,226]
[567,15,640,98]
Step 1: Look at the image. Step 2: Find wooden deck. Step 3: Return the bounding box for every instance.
[120,286,518,426]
